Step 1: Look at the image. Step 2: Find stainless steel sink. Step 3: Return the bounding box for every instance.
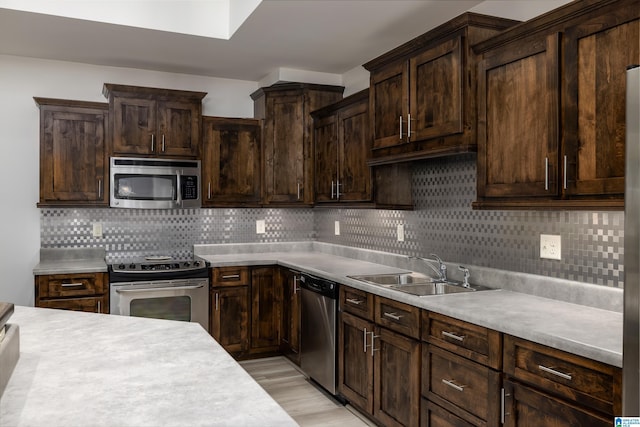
[348,273,494,296]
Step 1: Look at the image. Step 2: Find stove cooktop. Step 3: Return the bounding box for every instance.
[109,258,207,273]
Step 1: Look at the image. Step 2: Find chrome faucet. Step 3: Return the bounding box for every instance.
[408,253,447,282]
[458,265,470,288]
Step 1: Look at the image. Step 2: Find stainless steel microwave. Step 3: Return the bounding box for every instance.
[110,157,201,209]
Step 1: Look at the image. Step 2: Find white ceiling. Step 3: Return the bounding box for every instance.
[0,0,573,84]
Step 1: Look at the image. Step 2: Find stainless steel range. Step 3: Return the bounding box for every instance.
[109,257,210,331]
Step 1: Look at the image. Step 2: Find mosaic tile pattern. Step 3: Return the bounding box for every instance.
[315,154,624,288]
[41,154,625,287]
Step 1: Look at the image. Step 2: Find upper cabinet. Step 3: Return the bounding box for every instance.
[251,83,344,206]
[103,84,206,158]
[474,0,639,209]
[35,98,109,207]
[201,117,262,207]
[312,90,372,204]
[363,13,520,165]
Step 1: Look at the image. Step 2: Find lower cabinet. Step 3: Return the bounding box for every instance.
[210,266,251,357]
[279,268,301,364]
[338,288,421,427]
[250,267,282,354]
[35,272,109,313]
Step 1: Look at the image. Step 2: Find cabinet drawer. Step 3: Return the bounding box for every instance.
[38,295,108,314]
[424,344,501,425]
[36,273,106,298]
[503,334,622,416]
[375,296,420,339]
[340,286,374,321]
[424,311,501,370]
[421,398,475,427]
[212,266,250,287]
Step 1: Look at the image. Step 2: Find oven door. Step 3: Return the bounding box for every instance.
[110,279,209,331]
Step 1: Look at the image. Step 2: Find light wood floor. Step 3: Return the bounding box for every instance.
[240,356,374,427]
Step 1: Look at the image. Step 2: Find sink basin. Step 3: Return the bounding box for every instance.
[348,273,495,296]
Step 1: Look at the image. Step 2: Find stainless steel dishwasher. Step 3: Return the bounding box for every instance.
[299,273,339,395]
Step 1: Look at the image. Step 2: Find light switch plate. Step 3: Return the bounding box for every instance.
[256,219,266,234]
[334,221,340,235]
[540,234,561,260]
[92,222,103,238]
[397,224,405,242]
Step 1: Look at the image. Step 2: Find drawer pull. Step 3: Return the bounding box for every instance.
[538,365,572,381]
[442,379,466,392]
[61,282,85,288]
[221,274,240,280]
[383,312,403,321]
[346,298,363,305]
[442,331,465,342]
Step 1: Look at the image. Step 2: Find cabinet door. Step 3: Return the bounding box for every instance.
[314,114,339,202]
[409,36,463,142]
[338,99,372,202]
[202,117,261,206]
[250,267,282,352]
[563,16,639,197]
[279,269,301,362]
[477,33,560,199]
[263,94,306,204]
[370,61,409,150]
[40,108,107,204]
[210,286,249,355]
[38,295,108,314]
[112,97,157,155]
[338,312,375,414]
[157,100,201,157]
[503,380,611,427]
[374,326,421,427]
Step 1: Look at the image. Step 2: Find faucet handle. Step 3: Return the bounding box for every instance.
[458,266,470,287]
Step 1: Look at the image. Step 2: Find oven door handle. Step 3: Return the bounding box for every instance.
[115,284,205,293]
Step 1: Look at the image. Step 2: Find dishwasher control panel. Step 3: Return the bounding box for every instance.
[300,274,338,299]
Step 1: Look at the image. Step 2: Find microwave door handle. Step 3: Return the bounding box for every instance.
[176,171,182,207]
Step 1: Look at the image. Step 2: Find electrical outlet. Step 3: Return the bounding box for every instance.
[334,221,340,235]
[397,224,405,242]
[540,234,561,260]
[256,219,266,234]
[92,222,103,238]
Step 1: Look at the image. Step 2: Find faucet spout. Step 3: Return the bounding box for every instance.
[408,254,447,282]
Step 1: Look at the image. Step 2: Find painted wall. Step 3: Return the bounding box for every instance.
[0,54,258,305]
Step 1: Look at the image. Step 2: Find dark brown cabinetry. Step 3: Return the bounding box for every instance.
[279,268,301,364]
[250,266,282,354]
[422,311,502,427]
[338,287,421,426]
[35,272,109,313]
[502,334,622,425]
[201,117,262,207]
[103,83,206,158]
[35,98,108,207]
[474,0,639,209]
[312,90,372,204]
[251,83,344,206]
[210,267,250,356]
[363,13,518,165]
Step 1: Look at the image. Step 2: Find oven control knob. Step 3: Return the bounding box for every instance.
[129,263,136,270]
[118,264,125,270]
[194,261,201,267]
[183,262,190,267]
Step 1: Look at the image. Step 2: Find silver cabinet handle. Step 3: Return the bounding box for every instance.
[61,282,85,287]
[336,179,341,199]
[501,388,509,424]
[215,292,219,311]
[383,312,402,321]
[151,134,155,152]
[442,331,465,342]
[363,327,368,353]
[208,181,212,200]
[221,274,240,280]
[370,331,379,357]
[331,180,335,199]
[407,113,412,140]
[538,365,572,381]
[399,115,403,140]
[297,182,301,200]
[545,157,549,191]
[563,155,568,190]
[97,301,101,313]
[161,134,166,152]
[346,298,363,305]
[293,276,300,294]
[98,178,102,199]
[442,379,465,392]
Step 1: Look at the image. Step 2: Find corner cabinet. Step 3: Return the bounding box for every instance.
[312,90,372,204]
[103,83,206,158]
[251,83,344,206]
[201,117,262,207]
[35,98,109,207]
[363,13,519,165]
[474,0,639,209]
[279,268,301,364]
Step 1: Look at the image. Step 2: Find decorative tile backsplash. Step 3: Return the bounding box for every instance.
[40,153,624,287]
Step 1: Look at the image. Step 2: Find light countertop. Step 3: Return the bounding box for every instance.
[0,306,297,427]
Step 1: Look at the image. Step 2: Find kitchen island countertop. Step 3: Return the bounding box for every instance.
[0,306,297,427]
